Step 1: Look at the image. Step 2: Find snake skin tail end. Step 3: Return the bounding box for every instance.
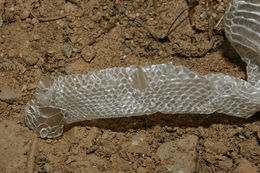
[24,99,65,138]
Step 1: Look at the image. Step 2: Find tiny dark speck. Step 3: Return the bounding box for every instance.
[39,156,46,161]
[144,45,154,51]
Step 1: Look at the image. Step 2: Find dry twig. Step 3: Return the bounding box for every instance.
[208,0,214,39]
[30,10,68,22]
[186,0,198,26]
[79,22,117,52]
[153,0,158,13]
[166,7,189,37]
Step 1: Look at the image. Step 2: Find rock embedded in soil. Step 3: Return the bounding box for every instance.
[64,66,73,74]
[7,49,17,58]
[124,47,132,54]
[156,135,199,173]
[229,150,239,159]
[0,83,22,103]
[31,18,38,25]
[91,11,102,23]
[123,133,151,155]
[81,48,96,63]
[61,43,73,58]
[20,10,30,20]
[22,55,38,66]
[27,83,37,91]
[204,139,229,155]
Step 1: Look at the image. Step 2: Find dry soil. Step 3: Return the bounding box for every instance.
[0,0,259,173]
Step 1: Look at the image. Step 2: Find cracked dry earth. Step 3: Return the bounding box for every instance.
[0,0,259,173]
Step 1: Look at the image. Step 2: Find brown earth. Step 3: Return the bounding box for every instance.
[0,0,259,173]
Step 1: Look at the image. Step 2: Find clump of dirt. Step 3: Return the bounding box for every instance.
[0,0,259,172]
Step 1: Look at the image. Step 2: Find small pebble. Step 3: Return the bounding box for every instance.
[127,13,136,20]
[243,130,251,138]
[144,45,154,51]
[46,49,55,56]
[20,10,30,19]
[57,60,65,67]
[22,55,38,66]
[124,47,132,54]
[125,6,132,11]
[125,32,133,39]
[31,34,40,41]
[200,12,207,20]
[117,7,126,14]
[27,83,37,91]
[64,66,73,74]
[39,156,46,162]
[7,49,17,58]
[31,18,38,25]
[230,151,239,159]
[61,43,73,58]
[91,11,102,22]
[25,18,31,23]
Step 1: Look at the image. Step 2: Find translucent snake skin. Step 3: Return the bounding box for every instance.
[25,0,260,138]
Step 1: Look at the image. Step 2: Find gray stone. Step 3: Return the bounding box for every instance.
[156,135,199,173]
[123,133,150,155]
[117,7,125,14]
[61,43,73,58]
[64,66,73,74]
[124,47,132,54]
[22,55,38,66]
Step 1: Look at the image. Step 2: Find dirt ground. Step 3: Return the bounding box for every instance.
[0,0,259,172]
